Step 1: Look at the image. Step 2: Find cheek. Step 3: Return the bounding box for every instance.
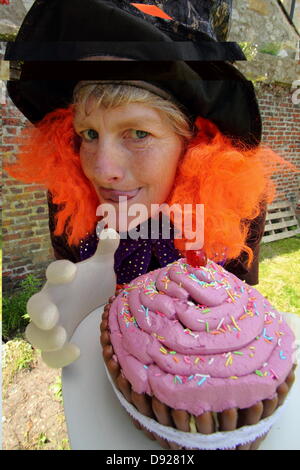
[150,141,182,178]
[79,146,95,179]
[143,141,182,196]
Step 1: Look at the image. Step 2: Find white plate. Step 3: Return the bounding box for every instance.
[62,307,300,450]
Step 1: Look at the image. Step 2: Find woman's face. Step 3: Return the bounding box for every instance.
[74,98,184,232]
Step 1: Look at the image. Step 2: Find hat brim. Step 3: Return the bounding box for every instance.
[6,60,261,148]
[5,0,261,147]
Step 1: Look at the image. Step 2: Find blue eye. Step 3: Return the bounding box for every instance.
[131,130,150,139]
[81,129,98,141]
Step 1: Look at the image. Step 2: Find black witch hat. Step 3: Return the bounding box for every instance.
[5,0,261,147]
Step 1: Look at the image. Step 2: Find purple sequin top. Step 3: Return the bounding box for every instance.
[79,216,182,285]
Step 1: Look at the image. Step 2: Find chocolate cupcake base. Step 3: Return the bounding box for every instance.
[101,295,296,450]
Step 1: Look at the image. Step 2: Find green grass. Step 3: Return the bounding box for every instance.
[0,238,2,344]
[256,235,300,315]
[2,274,42,341]
[0,246,2,326]
[0,33,16,41]
[2,339,39,397]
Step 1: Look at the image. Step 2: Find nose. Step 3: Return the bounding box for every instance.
[92,138,126,184]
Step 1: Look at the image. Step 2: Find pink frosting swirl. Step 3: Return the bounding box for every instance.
[108,259,295,415]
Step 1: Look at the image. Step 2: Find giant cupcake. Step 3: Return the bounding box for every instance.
[100,257,296,450]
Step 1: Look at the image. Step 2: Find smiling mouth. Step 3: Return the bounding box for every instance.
[99,187,142,202]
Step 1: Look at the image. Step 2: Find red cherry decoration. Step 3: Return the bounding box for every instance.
[185,249,207,268]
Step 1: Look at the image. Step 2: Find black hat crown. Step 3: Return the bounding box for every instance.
[5,0,261,148]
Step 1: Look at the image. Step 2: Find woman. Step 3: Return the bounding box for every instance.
[4,0,287,289]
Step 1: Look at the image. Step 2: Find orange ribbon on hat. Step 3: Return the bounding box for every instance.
[131,3,173,20]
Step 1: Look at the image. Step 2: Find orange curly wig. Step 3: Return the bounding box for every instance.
[5,105,293,267]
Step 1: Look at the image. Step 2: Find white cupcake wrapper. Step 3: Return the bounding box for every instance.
[104,365,288,450]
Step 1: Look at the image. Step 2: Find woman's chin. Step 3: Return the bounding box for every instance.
[97,190,151,234]
[114,214,149,235]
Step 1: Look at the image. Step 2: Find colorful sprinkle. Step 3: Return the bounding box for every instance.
[230,315,241,332]
[225,353,233,367]
[217,317,225,330]
[188,274,203,285]
[183,328,199,338]
[238,313,248,321]
[197,377,208,386]
[253,302,260,316]
[160,347,168,355]
[279,350,287,360]
[275,331,281,337]
[227,290,236,303]
[263,328,273,341]
[255,370,264,377]
[174,375,183,384]
[155,311,166,317]
[152,332,165,340]
[270,369,279,380]
[263,338,272,344]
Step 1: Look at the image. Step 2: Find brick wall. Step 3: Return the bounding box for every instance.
[257,83,300,204]
[1,82,300,293]
[1,98,53,292]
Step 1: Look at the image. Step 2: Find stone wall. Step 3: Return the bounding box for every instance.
[230,0,299,47]
[230,0,300,85]
[228,0,300,84]
[0,0,28,36]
